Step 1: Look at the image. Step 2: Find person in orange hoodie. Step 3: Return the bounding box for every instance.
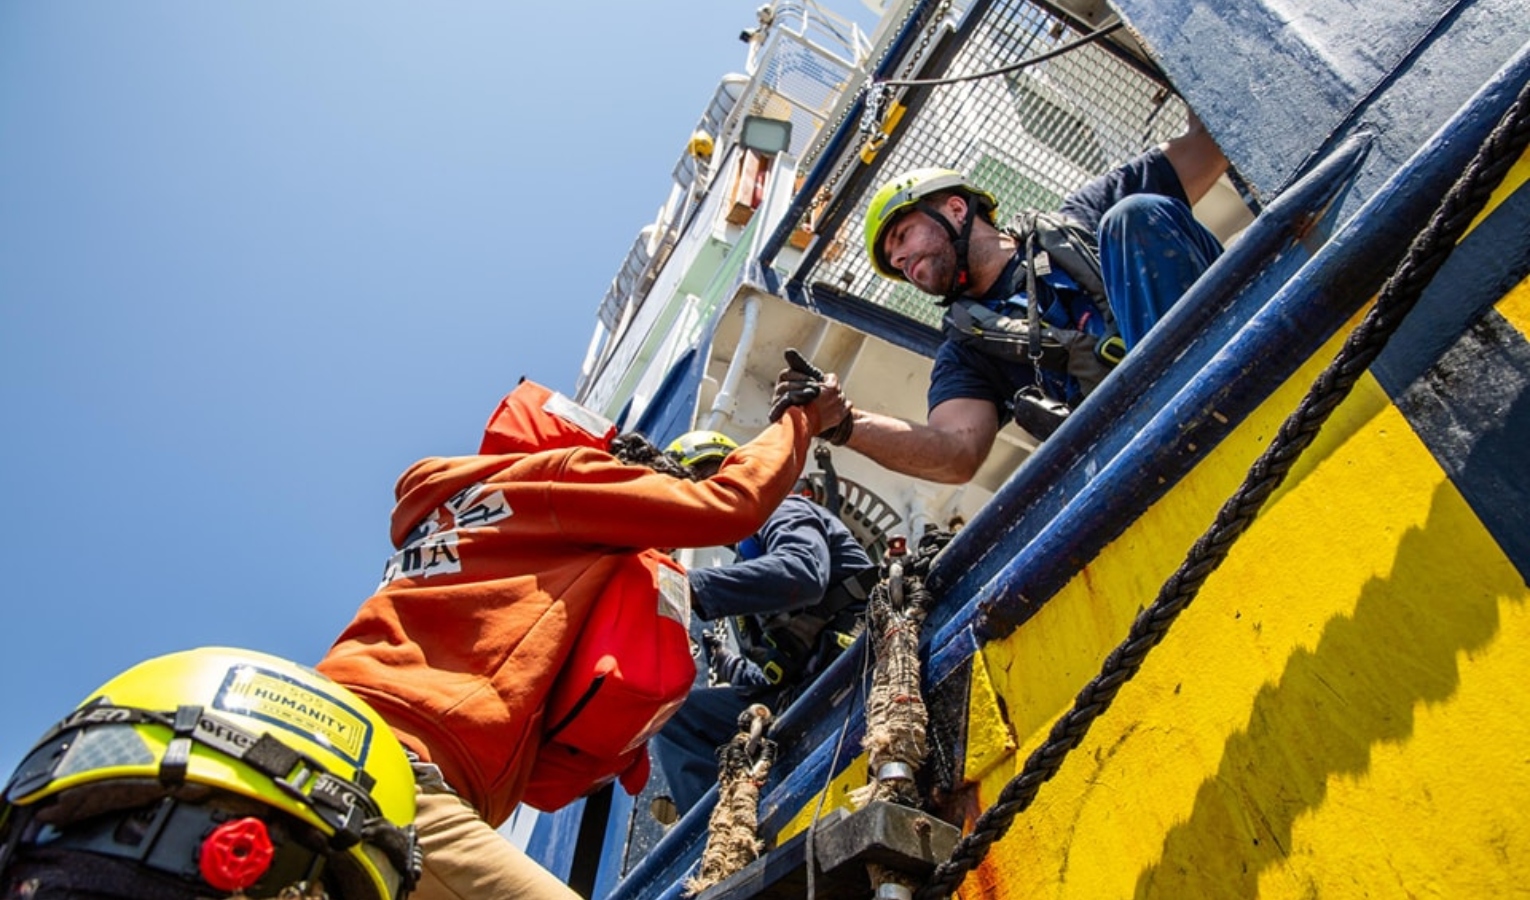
[317,376,842,899]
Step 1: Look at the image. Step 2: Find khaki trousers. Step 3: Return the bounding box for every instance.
[410,788,582,900]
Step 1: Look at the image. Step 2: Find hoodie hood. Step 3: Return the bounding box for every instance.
[479,379,617,456]
[385,381,618,548]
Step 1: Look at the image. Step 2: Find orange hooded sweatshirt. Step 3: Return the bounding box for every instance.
[317,381,818,826]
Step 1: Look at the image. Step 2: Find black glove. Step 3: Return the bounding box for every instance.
[768,349,856,444]
[767,348,825,422]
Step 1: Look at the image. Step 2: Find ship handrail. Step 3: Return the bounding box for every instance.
[755,0,948,277]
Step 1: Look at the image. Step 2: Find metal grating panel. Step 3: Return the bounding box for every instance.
[745,30,858,159]
[805,0,1185,327]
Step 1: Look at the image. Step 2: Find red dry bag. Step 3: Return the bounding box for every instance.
[522,549,696,811]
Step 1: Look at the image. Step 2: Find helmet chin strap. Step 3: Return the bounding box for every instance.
[919,201,977,305]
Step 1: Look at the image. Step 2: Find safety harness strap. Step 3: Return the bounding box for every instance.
[739,566,875,686]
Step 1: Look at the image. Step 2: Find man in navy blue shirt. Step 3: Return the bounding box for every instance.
[804,117,1227,483]
[650,431,875,814]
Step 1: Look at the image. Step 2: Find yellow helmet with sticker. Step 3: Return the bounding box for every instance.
[864,166,999,280]
[0,647,418,899]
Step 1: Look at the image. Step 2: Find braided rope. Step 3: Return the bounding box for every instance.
[914,77,1530,900]
[687,711,778,896]
[859,573,932,808]
[854,534,950,900]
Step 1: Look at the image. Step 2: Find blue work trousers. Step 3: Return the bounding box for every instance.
[1097,194,1225,349]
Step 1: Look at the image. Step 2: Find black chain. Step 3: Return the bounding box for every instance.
[915,75,1530,900]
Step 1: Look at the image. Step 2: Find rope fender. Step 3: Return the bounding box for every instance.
[687,705,777,896]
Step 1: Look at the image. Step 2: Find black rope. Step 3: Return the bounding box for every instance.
[876,21,1124,89]
[915,75,1530,900]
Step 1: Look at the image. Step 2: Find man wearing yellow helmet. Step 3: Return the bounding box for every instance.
[808,115,1228,481]
[650,430,875,814]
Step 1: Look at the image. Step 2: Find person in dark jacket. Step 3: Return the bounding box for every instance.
[649,431,875,814]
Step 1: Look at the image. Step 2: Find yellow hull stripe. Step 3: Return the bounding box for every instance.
[967,294,1530,896]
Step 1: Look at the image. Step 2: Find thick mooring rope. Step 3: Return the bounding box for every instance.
[856,565,930,808]
[914,76,1530,900]
[853,533,948,900]
[687,705,777,897]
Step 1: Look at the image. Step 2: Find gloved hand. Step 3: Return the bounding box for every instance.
[767,348,825,422]
[768,349,855,445]
[703,629,761,688]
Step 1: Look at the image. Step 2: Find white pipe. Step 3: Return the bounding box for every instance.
[574,324,608,401]
[703,295,763,432]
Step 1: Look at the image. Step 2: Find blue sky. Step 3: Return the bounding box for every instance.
[0,3,875,779]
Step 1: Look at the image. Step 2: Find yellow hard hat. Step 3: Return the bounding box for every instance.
[666,430,739,470]
[0,647,418,899]
[864,167,998,280]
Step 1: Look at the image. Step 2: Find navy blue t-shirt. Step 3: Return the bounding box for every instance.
[927,146,1186,418]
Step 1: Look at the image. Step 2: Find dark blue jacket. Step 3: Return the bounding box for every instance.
[688,494,873,621]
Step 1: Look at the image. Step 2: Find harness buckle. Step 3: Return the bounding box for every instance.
[1095,334,1127,365]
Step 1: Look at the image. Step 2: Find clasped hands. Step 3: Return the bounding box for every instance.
[767,349,854,445]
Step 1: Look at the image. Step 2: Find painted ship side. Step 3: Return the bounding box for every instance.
[520,1,1530,897]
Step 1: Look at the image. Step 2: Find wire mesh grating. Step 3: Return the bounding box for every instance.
[804,0,1186,327]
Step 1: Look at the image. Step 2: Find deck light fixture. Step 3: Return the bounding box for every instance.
[741,115,792,156]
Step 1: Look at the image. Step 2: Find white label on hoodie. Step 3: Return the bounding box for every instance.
[377,482,513,586]
[378,530,461,586]
[446,483,513,529]
[543,392,615,440]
